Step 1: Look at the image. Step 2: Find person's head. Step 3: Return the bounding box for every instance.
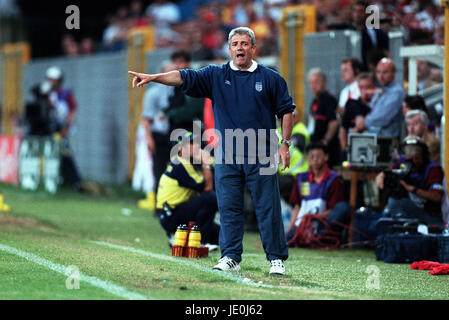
[402,95,427,116]
[376,58,396,87]
[170,50,191,70]
[307,68,326,96]
[402,135,429,168]
[417,59,431,81]
[45,66,64,90]
[352,1,368,27]
[341,58,362,84]
[178,132,200,161]
[357,72,376,103]
[405,109,428,137]
[306,142,328,171]
[228,27,257,70]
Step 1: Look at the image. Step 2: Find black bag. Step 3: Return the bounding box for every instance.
[375,217,443,235]
[375,233,439,263]
[352,207,382,248]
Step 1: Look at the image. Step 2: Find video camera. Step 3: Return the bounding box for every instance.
[347,133,398,168]
[383,159,413,198]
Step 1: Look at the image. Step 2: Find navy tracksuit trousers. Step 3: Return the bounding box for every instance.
[214,162,289,263]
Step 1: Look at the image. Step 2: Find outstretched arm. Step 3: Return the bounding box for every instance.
[128,70,183,88]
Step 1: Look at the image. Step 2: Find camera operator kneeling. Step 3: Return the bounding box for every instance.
[376,135,444,226]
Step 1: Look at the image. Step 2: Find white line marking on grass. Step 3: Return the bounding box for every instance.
[0,243,149,300]
[92,241,277,289]
[92,241,364,298]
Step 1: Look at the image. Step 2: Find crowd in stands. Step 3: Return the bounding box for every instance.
[59,0,447,60]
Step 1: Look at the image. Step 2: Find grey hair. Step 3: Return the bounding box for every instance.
[228,27,256,47]
[406,109,428,124]
[307,68,326,82]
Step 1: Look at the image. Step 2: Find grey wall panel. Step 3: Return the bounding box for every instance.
[23,52,129,184]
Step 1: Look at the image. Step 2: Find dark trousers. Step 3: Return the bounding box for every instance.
[159,191,219,244]
[215,162,289,263]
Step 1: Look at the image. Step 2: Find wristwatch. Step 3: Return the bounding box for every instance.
[281,139,292,147]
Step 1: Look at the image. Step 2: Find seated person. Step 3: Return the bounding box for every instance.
[157,131,219,249]
[376,135,444,226]
[405,109,440,164]
[286,142,350,243]
[339,72,376,160]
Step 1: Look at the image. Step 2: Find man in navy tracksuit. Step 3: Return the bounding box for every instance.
[129,27,295,275]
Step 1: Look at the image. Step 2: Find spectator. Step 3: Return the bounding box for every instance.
[157,131,219,249]
[164,50,204,133]
[354,58,406,138]
[80,37,96,55]
[417,59,439,92]
[340,72,376,158]
[61,34,79,57]
[102,9,129,52]
[141,62,177,193]
[376,135,444,226]
[307,68,340,168]
[351,0,390,72]
[46,66,82,190]
[286,142,350,243]
[145,0,181,28]
[405,110,441,164]
[402,94,428,117]
[338,57,362,116]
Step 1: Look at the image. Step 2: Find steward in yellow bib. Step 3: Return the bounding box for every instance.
[277,122,310,202]
[157,132,219,248]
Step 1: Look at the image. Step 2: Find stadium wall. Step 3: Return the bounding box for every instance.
[23,52,129,184]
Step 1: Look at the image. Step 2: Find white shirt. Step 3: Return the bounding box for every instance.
[230,60,258,72]
[141,83,173,135]
[338,81,361,108]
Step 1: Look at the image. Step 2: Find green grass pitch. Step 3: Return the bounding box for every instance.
[0,183,448,300]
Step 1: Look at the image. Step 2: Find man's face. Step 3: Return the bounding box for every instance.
[405,149,424,169]
[228,34,256,69]
[417,59,431,80]
[340,62,356,84]
[307,149,328,171]
[406,114,426,137]
[358,78,376,103]
[376,61,395,87]
[308,74,325,96]
[352,4,366,26]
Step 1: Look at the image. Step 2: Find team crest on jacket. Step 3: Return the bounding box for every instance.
[255,82,262,92]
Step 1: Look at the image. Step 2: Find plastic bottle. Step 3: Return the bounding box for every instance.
[174,224,188,246]
[188,225,201,248]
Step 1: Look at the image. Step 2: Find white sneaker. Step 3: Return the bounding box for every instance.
[270,259,285,275]
[213,256,240,272]
[168,234,175,248]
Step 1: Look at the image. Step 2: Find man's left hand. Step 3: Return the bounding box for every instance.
[278,143,290,171]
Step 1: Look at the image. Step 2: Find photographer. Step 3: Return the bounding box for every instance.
[376,135,444,225]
